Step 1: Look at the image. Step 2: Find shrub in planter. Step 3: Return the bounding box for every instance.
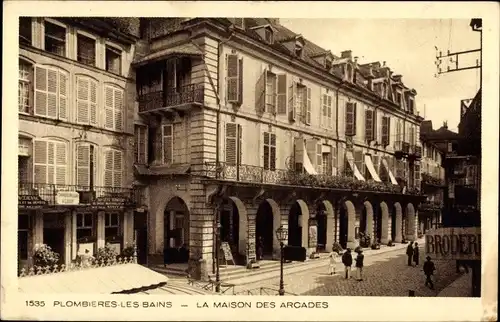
[33,244,60,268]
[95,243,119,264]
[117,244,136,262]
[401,238,408,244]
[387,240,395,247]
[331,242,343,254]
[371,242,381,250]
[359,232,371,248]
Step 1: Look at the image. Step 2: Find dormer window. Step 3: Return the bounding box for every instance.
[295,42,303,58]
[382,83,387,99]
[233,18,244,29]
[395,90,402,106]
[345,64,353,82]
[325,58,332,71]
[264,28,274,44]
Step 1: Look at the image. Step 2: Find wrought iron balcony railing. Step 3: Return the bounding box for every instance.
[421,173,446,187]
[18,182,138,208]
[410,145,422,158]
[394,141,410,154]
[198,162,421,195]
[138,83,204,113]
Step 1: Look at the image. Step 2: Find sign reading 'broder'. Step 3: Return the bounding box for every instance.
[425,227,481,261]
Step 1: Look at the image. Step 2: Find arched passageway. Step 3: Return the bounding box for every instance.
[288,202,302,247]
[219,196,247,264]
[316,203,327,252]
[360,201,374,246]
[256,199,280,260]
[406,203,416,241]
[380,202,390,244]
[338,200,356,249]
[163,197,190,263]
[391,202,403,243]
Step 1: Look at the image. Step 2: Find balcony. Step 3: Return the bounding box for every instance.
[418,199,443,211]
[18,183,137,209]
[421,173,446,187]
[138,84,204,114]
[394,141,410,159]
[198,162,422,195]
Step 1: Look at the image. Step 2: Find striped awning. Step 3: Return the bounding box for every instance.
[345,152,365,181]
[382,158,398,185]
[364,154,381,182]
[133,43,203,67]
[18,264,168,294]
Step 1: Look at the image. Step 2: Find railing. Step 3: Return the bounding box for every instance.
[419,199,443,211]
[187,278,234,294]
[233,287,298,296]
[421,173,446,186]
[197,162,421,195]
[395,141,410,154]
[138,84,204,112]
[412,145,422,158]
[18,182,137,207]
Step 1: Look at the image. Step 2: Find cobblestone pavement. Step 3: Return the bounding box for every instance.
[239,249,465,297]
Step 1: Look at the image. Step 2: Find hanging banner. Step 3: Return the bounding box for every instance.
[425,227,481,260]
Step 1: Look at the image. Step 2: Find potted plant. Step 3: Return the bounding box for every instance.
[387,240,395,247]
[359,232,371,248]
[401,238,408,244]
[33,244,60,269]
[371,242,381,250]
[95,243,119,264]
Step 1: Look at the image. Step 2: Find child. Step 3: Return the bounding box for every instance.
[328,249,340,275]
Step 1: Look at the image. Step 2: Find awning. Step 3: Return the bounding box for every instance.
[134,164,191,176]
[346,152,365,181]
[18,264,168,294]
[140,280,218,295]
[382,158,398,185]
[302,141,318,175]
[364,155,381,182]
[133,43,203,67]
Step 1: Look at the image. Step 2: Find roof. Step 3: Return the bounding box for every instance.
[133,43,203,67]
[134,164,191,176]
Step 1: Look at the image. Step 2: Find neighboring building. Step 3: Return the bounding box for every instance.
[132,18,425,280]
[17,17,144,269]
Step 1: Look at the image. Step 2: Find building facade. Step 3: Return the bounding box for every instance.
[131,18,425,279]
[17,17,145,269]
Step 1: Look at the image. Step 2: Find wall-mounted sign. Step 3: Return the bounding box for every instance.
[425,227,481,261]
[91,195,131,210]
[18,194,48,209]
[55,191,80,205]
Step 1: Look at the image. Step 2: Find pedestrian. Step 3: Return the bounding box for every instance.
[413,242,420,266]
[341,248,353,279]
[423,256,436,289]
[355,249,364,281]
[328,248,339,275]
[406,241,414,266]
[80,249,94,268]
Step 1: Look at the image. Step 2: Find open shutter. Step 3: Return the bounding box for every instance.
[381,116,388,146]
[113,150,122,187]
[114,88,123,131]
[104,150,114,187]
[345,102,354,136]
[90,80,97,125]
[34,66,48,116]
[237,58,243,104]
[58,72,68,120]
[47,69,58,118]
[387,117,391,146]
[270,133,276,170]
[306,87,312,125]
[316,143,322,174]
[162,124,173,164]
[104,86,114,129]
[55,142,66,185]
[414,163,421,190]
[47,142,55,184]
[76,144,90,187]
[77,77,90,124]
[372,110,377,142]
[353,103,357,137]
[332,146,338,175]
[225,123,237,165]
[365,110,373,142]
[227,54,239,103]
[306,139,317,169]
[327,95,332,128]
[138,126,147,164]
[320,94,326,128]
[288,82,297,121]
[238,124,242,165]
[34,140,48,183]
[263,132,269,169]
[277,74,287,115]
[255,69,267,113]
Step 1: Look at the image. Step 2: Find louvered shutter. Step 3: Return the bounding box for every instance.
[138,126,146,164]
[414,163,421,190]
[47,142,56,184]
[114,89,123,131]
[288,82,296,121]
[372,110,377,142]
[316,143,322,174]
[163,124,173,164]
[263,132,269,170]
[353,103,357,136]
[90,80,97,125]
[277,74,287,115]
[365,110,373,142]
[104,150,114,187]
[237,58,243,104]
[327,95,332,128]
[332,146,337,175]
[227,54,239,102]
[255,69,266,113]
[34,66,48,116]
[237,124,242,165]
[270,133,276,171]
[381,117,388,146]
[55,142,66,184]
[77,77,90,123]
[305,87,312,125]
[58,72,68,120]
[104,86,114,129]
[225,123,237,166]
[113,150,122,187]
[345,102,354,136]
[387,117,391,146]
[77,144,90,187]
[34,140,48,183]
[47,69,58,118]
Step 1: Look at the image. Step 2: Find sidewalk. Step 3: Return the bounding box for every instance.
[437,272,472,297]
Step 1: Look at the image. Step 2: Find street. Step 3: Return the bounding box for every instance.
[235,248,464,296]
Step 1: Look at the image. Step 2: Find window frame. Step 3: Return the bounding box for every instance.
[19,17,32,46]
[263,132,276,171]
[265,71,277,114]
[76,32,97,67]
[134,124,148,165]
[104,212,121,238]
[264,28,274,44]
[105,44,122,75]
[43,19,67,57]
[33,138,67,185]
[76,212,94,241]
[18,60,33,114]
[162,124,174,165]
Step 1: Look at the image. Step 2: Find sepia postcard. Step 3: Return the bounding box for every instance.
[1,1,498,321]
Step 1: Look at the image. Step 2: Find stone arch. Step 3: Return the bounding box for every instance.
[317,200,335,252]
[163,196,190,262]
[406,203,417,241]
[361,201,374,244]
[380,202,390,244]
[339,200,356,249]
[227,196,248,257]
[256,198,281,259]
[393,202,403,243]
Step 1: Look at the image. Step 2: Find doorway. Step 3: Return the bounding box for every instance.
[134,211,148,265]
[316,204,327,252]
[339,206,348,249]
[287,202,302,247]
[43,228,65,265]
[256,201,274,259]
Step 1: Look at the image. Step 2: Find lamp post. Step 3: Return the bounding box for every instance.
[275,225,288,296]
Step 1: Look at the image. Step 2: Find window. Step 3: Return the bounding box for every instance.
[353,150,364,177]
[33,139,67,184]
[365,110,375,142]
[76,144,96,188]
[18,214,31,261]
[77,34,96,66]
[325,58,332,71]
[345,102,357,136]
[297,85,311,125]
[295,42,303,58]
[34,66,68,120]
[414,163,421,190]
[162,124,173,164]
[19,17,32,46]
[264,28,274,44]
[332,146,338,175]
[233,18,244,29]
[408,97,415,114]
[105,45,122,75]
[346,64,353,82]
[104,85,124,131]
[395,121,402,145]
[105,213,121,238]
[276,74,287,115]
[322,152,332,176]
[76,76,98,125]
[263,132,276,170]
[225,123,242,166]
[19,61,32,114]
[134,125,148,164]
[226,54,243,104]
[18,156,30,184]
[44,20,66,57]
[321,93,333,129]
[104,149,123,188]
[426,146,432,158]
[265,72,277,114]
[381,116,390,146]
[409,126,415,145]
[395,91,402,106]
[77,213,94,241]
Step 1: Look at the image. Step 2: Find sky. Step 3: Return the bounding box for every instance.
[281,19,481,132]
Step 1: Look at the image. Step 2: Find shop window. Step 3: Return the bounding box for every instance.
[44,20,66,57]
[77,33,96,67]
[76,213,94,240]
[105,45,122,75]
[105,213,121,238]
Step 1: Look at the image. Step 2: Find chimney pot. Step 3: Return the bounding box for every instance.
[383,61,386,67]
[341,50,352,59]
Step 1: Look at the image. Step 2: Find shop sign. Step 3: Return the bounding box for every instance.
[18,194,48,209]
[91,195,130,210]
[425,227,481,261]
[55,191,80,205]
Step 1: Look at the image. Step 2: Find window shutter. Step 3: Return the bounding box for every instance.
[34,140,48,183]
[104,86,114,129]
[162,124,173,164]
[255,69,267,113]
[316,143,322,174]
[327,95,332,128]
[58,72,68,120]
[55,142,66,184]
[345,102,354,136]
[372,110,377,142]
[77,144,90,187]
[321,94,327,128]
[238,58,243,104]
[288,82,296,121]
[134,127,139,163]
[227,54,239,102]
[277,74,287,115]
[114,89,123,131]
[300,87,307,123]
[104,150,114,187]
[353,103,357,136]
[381,117,388,146]
[365,110,373,142]
[34,66,48,116]
[238,124,242,165]
[263,132,269,169]
[47,69,58,118]
[305,87,312,125]
[270,133,276,170]
[332,146,337,175]
[90,80,97,125]
[113,150,122,187]
[225,123,237,166]
[414,163,421,189]
[77,77,90,124]
[139,126,147,164]
[47,142,55,184]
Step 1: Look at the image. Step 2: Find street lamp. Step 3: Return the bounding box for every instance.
[275,225,288,296]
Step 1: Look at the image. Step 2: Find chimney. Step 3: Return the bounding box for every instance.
[354,56,359,64]
[383,61,386,67]
[443,121,448,129]
[393,74,402,82]
[341,50,352,59]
